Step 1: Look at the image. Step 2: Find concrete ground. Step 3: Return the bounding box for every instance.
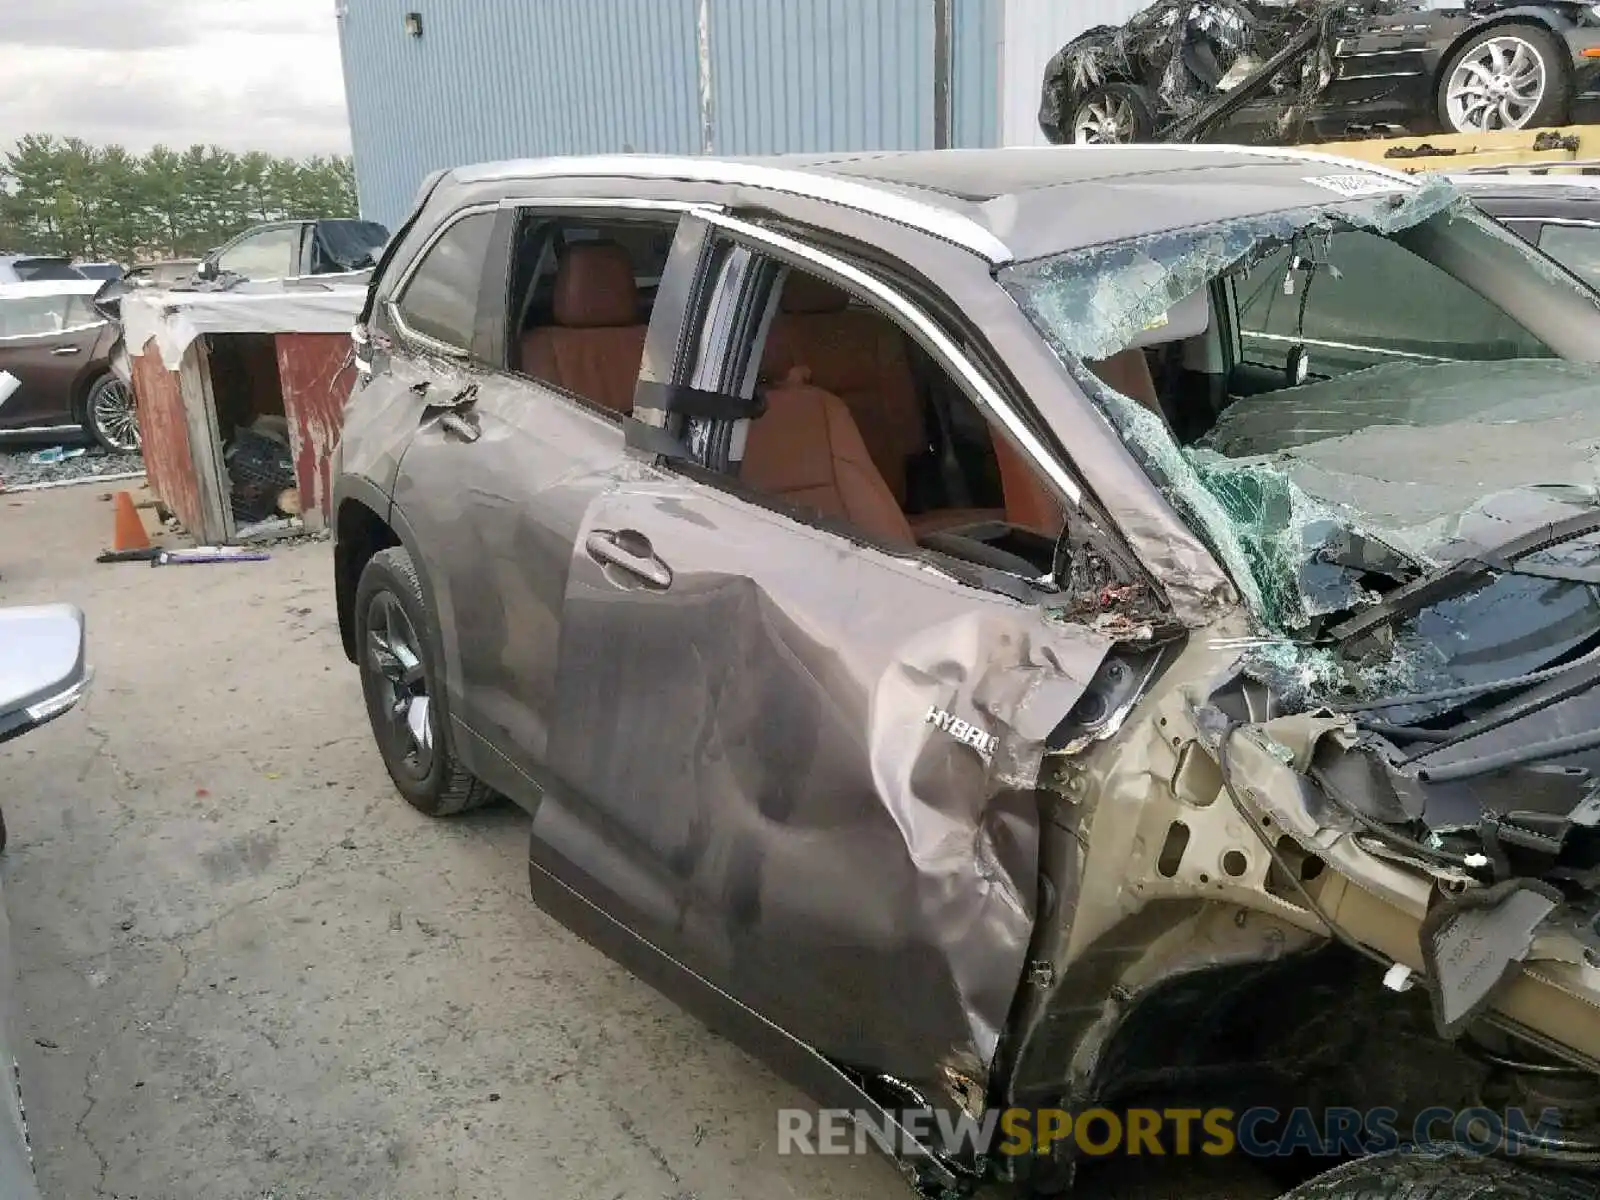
[0,484,905,1199]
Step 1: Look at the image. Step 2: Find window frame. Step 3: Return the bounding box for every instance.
[481,197,707,418]
[384,202,503,359]
[649,209,1085,576]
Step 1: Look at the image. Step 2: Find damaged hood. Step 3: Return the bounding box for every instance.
[1202,359,1600,552]
[1002,176,1600,636]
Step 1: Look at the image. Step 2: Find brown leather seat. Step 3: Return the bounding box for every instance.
[740,375,914,547]
[764,274,1009,535]
[761,274,927,506]
[990,349,1162,537]
[520,243,646,414]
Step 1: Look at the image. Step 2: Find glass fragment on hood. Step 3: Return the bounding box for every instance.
[1000,179,1493,636]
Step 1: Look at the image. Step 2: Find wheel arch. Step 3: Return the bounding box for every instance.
[333,476,419,664]
[70,366,111,423]
[1433,12,1575,102]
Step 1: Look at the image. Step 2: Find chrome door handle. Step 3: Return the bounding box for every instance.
[585,531,672,589]
[438,412,480,443]
[50,346,81,356]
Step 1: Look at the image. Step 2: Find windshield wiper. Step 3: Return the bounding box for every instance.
[1326,507,1600,646]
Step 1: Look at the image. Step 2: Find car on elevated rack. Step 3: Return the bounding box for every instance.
[1040,0,1600,146]
[331,145,1600,1199]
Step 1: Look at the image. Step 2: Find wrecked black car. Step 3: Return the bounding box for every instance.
[333,147,1600,1197]
[1040,1,1600,147]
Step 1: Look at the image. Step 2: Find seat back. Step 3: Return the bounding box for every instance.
[521,242,647,414]
[740,372,914,546]
[1089,347,1162,416]
[991,350,1161,536]
[761,275,925,505]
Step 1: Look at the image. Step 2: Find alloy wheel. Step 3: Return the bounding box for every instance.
[1446,36,1547,132]
[364,592,435,781]
[90,378,140,452]
[1073,95,1136,144]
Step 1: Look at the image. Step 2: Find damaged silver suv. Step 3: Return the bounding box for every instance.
[332,146,1600,1199]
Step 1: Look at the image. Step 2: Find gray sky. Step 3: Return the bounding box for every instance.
[0,0,351,160]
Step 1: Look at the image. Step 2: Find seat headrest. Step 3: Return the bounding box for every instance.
[780,272,850,315]
[553,243,639,328]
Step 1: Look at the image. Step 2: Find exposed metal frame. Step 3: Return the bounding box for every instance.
[696,209,1084,510]
[454,156,1015,264]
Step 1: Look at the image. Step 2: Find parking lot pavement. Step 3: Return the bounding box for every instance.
[0,484,903,1199]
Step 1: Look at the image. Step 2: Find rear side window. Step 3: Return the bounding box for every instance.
[396,212,496,351]
[0,294,97,336]
[13,258,83,283]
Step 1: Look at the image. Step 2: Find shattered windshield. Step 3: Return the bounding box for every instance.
[1001,177,1600,645]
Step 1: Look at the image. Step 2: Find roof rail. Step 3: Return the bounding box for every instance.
[452,155,1014,263]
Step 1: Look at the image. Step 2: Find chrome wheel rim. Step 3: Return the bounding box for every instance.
[365,593,435,780]
[91,379,139,451]
[1072,95,1136,144]
[1446,36,1547,132]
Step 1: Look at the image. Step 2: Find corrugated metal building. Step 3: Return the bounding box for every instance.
[335,0,1145,228]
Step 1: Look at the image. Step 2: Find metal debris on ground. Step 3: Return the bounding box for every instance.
[234,516,306,543]
[151,547,271,567]
[0,446,144,491]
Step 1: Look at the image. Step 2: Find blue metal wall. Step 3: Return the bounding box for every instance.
[337,0,1001,228]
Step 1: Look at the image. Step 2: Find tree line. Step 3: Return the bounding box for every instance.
[0,135,360,265]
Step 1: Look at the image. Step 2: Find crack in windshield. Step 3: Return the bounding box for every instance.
[1001,176,1600,646]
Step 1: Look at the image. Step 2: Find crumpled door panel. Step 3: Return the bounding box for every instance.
[532,477,1113,1099]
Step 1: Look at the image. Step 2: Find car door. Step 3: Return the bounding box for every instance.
[1308,4,1436,129]
[0,293,102,431]
[532,214,1112,1092]
[379,202,690,808]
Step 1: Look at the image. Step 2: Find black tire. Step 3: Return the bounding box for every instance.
[1437,23,1568,134]
[1068,82,1156,144]
[80,373,140,453]
[355,547,496,817]
[1276,1149,1594,1199]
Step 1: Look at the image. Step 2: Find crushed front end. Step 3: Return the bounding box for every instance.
[988,175,1600,1192]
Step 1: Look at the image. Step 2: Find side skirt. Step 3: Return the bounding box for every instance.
[525,854,973,1198]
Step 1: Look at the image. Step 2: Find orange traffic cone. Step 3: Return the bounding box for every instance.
[112,491,151,552]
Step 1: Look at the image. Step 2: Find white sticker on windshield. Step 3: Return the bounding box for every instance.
[1305,173,1406,198]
